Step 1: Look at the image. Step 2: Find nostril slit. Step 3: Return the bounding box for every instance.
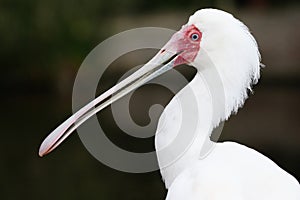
[161,49,166,53]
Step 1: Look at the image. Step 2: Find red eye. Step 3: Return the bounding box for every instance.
[190,33,199,41]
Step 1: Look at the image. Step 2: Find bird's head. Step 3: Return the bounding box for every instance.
[161,8,261,121]
[39,9,262,156]
[158,24,202,66]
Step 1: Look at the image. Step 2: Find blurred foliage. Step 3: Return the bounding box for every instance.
[0,0,221,96]
[0,0,219,100]
[0,0,105,71]
[0,0,216,71]
[0,0,298,74]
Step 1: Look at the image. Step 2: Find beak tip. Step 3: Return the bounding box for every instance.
[38,148,46,156]
[38,143,49,157]
[38,149,45,157]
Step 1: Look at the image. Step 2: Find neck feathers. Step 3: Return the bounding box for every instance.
[191,8,261,125]
[155,9,262,188]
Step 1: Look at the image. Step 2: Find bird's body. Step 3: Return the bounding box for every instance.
[155,67,300,200]
[166,142,300,200]
[154,9,300,199]
[39,8,300,200]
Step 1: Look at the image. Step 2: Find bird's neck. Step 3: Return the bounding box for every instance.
[155,72,217,188]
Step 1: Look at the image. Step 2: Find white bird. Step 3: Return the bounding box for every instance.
[39,8,300,200]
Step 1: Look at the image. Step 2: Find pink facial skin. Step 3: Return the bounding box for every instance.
[160,25,202,66]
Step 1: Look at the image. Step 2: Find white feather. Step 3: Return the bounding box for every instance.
[155,8,300,199]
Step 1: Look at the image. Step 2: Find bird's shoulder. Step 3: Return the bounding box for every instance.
[166,141,300,200]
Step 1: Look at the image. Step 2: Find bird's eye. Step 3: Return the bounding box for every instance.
[191,33,199,41]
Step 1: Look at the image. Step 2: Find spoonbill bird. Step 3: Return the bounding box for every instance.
[39,8,300,199]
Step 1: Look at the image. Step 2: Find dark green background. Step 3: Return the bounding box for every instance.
[1,0,300,199]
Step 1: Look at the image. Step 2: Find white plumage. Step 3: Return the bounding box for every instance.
[155,9,300,199]
[166,142,300,200]
[39,8,300,200]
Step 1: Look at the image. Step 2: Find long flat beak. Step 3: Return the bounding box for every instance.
[39,47,182,157]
